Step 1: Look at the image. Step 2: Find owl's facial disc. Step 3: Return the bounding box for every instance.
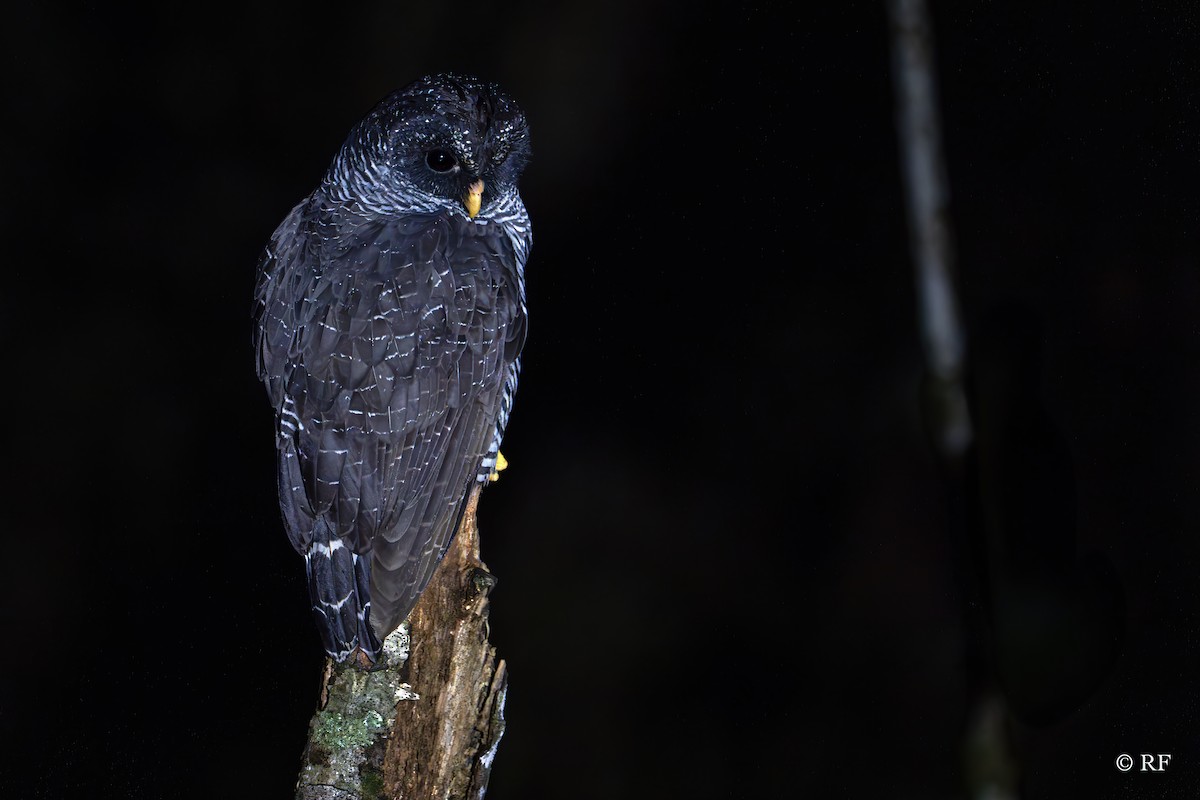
[423,148,483,215]
[366,74,529,217]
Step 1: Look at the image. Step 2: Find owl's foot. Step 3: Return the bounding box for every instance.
[487,451,509,482]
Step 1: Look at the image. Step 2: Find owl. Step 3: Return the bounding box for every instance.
[254,74,531,663]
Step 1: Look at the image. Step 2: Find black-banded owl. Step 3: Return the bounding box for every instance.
[253,75,531,664]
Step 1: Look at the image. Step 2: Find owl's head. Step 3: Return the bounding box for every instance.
[331,74,531,220]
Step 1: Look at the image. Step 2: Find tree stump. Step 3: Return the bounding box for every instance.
[295,485,508,800]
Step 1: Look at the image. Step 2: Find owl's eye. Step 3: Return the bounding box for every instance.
[425,149,458,173]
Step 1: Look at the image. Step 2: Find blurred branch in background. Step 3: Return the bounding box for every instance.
[888,3,1127,794]
[885,1,1017,798]
[886,0,972,461]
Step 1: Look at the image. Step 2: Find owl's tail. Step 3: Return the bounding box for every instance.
[303,516,382,663]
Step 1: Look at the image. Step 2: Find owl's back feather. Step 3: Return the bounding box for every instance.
[255,194,526,661]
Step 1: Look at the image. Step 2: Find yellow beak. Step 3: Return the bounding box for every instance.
[464,179,484,218]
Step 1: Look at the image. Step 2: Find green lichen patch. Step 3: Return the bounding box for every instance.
[297,627,420,797]
[312,708,386,751]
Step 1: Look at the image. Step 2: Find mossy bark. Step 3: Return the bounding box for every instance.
[295,486,508,800]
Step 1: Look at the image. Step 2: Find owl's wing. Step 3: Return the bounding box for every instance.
[256,205,524,651]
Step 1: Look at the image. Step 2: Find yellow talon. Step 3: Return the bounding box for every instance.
[488,451,508,481]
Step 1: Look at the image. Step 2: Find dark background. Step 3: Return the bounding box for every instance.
[3,1,1198,797]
